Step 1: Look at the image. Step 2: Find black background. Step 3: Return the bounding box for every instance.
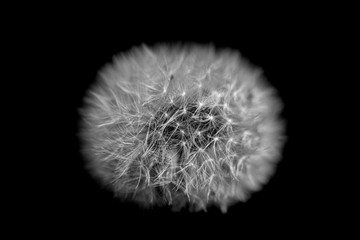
[24,12,328,236]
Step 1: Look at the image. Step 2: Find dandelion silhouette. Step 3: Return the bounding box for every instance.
[79,44,286,213]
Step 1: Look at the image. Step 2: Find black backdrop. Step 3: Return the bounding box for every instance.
[30,17,322,235]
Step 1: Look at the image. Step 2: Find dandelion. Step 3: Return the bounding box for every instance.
[79,44,286,213]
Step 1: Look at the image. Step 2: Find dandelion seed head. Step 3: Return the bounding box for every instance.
[79,43,287,213]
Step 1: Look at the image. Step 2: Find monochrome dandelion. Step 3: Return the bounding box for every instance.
[78,43,286,213]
